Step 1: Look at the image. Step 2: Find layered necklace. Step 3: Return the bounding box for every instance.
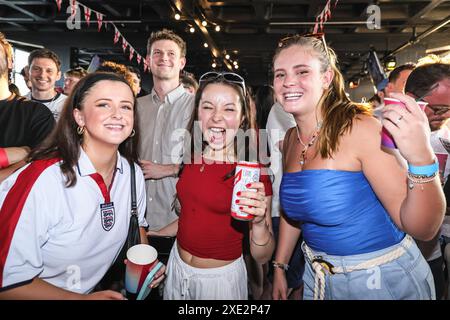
[295,122,322,166]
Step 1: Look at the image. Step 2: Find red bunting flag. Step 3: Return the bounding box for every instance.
[136,54,142,65]
[129,47,134,61]
[143,60,148,72]
[122,37,128,52]
[114,27,120,44]
[70,0,78,17]
[84,6,91,26]
[55,0,62,11]
[96,12,104,31]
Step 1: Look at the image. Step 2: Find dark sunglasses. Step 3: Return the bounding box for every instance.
[199,71,246,97]
[278,32,329,59]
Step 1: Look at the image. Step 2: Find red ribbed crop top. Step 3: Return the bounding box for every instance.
[176,161,273,261]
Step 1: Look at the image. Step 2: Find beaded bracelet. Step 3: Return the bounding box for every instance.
[408,159,439,177]
[272,261,289,271]
[407,171,437,190]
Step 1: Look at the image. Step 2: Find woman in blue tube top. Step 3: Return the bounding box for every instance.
[271,34,446,300]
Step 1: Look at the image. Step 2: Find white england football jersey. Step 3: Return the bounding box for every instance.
[0,148,147,294]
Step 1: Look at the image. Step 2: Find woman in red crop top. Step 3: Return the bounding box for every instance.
[151,72,274,300]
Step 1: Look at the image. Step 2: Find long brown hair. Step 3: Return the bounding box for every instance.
[273,36,372,158]
[30,72,140,186]
[185,74,257,162]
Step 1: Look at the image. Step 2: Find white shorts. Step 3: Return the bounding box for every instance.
[163,241,248,300]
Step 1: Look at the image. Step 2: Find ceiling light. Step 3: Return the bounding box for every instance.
[189,27,195,33]
[385,56,397,71]
[202,20,207,27]
[174,13,181,20]
[215,25,221,32]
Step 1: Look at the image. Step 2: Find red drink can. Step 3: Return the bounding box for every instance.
[231,162,261,221]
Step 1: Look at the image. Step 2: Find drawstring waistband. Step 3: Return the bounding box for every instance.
[302,235,413,300]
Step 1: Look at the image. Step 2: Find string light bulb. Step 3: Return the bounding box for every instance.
[189,27,195,33]
[203,42,209,48]
[215,25,221,32]
[225,54,230,60]
[174,13,181,20]
[202,20,207,27]
[212,62,217,68]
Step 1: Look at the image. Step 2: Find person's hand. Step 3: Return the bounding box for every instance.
[84,290,126,300]
[139,161,178,180]
[236,182,267,224]
[124,259,166,289]
[272,268,288,300]
[148,264,166,289]
[381,92,435,165]
[139,160,164,180]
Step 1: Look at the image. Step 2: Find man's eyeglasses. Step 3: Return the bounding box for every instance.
[412,83,450,115]
[199,71,246,97]
[278,32,329,59]
[426,104,450,116]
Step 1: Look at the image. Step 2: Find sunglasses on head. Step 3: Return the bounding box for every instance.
[199,71,246,97]
[278,32,330,59]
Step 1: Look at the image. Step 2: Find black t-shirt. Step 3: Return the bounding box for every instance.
[0,94,55,149]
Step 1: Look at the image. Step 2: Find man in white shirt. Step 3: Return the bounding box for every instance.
[137,29,194,231]
[25,48,67,120]
[405,62,450,300]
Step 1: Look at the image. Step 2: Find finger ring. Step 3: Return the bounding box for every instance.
[395,115,403,124]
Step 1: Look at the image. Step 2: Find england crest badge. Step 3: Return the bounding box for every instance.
[100,202,115,231]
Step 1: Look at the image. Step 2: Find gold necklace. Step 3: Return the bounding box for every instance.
[295,122,322,166]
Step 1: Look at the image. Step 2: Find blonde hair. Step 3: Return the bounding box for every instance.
[273,36,372,158]
[0,32,13,71]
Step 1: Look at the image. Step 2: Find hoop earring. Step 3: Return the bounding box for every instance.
[129,129,135,138]
[77,126,85,135]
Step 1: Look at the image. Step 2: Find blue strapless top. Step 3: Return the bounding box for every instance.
[280,170,405,255]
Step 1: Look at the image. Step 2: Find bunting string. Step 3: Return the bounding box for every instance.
[54,0,146,70]
[313,0,339,34]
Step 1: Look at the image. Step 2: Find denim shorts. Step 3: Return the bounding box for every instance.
[302,235,435,300]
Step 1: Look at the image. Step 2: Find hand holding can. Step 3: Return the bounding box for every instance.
[231,162,261,221]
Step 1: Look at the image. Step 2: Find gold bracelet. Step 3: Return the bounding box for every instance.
[272,260,289,271]
[251,232,273,247]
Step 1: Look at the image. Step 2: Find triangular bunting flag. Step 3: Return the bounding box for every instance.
[84,6,91,26]
[96,12,104,31]
[114,27,120,44]
[136,54,142,65]
[129,47,135,61]
[55,0,62,12]
[122,38,128,52]
[70,0,78,17]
